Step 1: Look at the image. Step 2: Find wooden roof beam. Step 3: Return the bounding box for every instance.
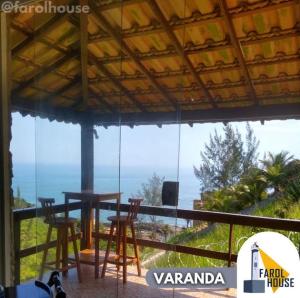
[88,88,118,113]
[91,52,300,81]
[12,13,69,57]
[89,54,147,112]
[14,56,76,81]
[13,50,79,95]
[44,75,82,104]
[97,102,300,125]
[219,0,258,105]
[147,0,217,108]
[90,0,294,43]
[89,0,178,110]
[80,0,89,109]
[97,0,145,11]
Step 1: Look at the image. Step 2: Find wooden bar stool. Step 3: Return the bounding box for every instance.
[101,198,143,283]
[38,198,82,282]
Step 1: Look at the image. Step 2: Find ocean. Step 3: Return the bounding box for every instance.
[12,163,200,226]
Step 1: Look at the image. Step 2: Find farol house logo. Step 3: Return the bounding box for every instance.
[237,232,300,298]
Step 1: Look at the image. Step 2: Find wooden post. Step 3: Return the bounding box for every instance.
[13,221,21,285]
[227,224,234,267]
[0,11,13,286]
[80,122,94,249]
[80,0,88,108]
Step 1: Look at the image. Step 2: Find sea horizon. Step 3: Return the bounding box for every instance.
[12,162,201,226]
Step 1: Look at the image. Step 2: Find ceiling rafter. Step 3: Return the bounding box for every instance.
[14,55,76,81]
[13,82,75,102]
[89,0,178,110]
[147,0,217,108]
[13,74,117,113]
[96,0,293,16]
[94,29,299,65]
[44,75,81,104]
[90,52,300,82]
[219,0,258,105]
[57,10,146,112]
[96,0,145,11]
[12,50,79,96]
[91,72,300,97]
[80,0,89,109]
[88,88,118,113]
[12,13,69,57]
[11,23,71,58]
[89,54,147,112]
[41,75,117,113]
[90,0,294,43]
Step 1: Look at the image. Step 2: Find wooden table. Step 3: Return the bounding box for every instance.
[63,191,121,278]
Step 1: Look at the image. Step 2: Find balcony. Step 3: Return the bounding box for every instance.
[13,201,300,297]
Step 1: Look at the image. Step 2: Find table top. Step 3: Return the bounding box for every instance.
[63,191,121,202]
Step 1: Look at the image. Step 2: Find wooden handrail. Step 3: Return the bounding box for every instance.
[13,201,82,221]
[97,202,300,232]
[14,201,300,232]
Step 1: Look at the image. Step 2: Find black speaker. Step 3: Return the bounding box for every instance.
[162,181,179,206]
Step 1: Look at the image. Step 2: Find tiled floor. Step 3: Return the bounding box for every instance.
[60,264,236,298]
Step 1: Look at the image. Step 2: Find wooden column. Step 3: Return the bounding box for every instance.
[80,0,88,108]
[80,122,94,249]
[0,11,13,286]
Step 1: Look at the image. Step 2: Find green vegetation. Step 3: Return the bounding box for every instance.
[150,196,300,268]
[149,126,300,269]
[13,187,34,209]
[137,173,164,224]
[194,123,259,192]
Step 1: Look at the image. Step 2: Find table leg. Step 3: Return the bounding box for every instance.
[80,202,87,250]
[80,202,93,250]
[62,226,68,277]
[63,196,69,276]
[122,224,127,283]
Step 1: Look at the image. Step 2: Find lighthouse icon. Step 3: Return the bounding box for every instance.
[251,242,260,280]
[243,242,265,293]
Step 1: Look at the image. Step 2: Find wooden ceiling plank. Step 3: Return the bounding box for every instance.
[89,54,147,112]
[12,13,68,57]
[11,22,75,57]
[219,0,258,105]
[95,28,299,66]
[89,0,177,110]
[88,88,117,113]
[97,0,145,11]
[12,50,79,96]
[90,0,294,43]
[44,75,81,104]
[147,0,217,108]
[92,52,300,82]
[14,56,76,81]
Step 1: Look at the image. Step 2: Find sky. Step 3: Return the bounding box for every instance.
[11,112,300,171]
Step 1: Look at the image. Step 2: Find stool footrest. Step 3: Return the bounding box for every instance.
[107,256,137,266]
[44,259,78,272]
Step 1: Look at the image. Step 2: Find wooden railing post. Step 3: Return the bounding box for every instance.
[13,220,21,285]
[227,224,234,267]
